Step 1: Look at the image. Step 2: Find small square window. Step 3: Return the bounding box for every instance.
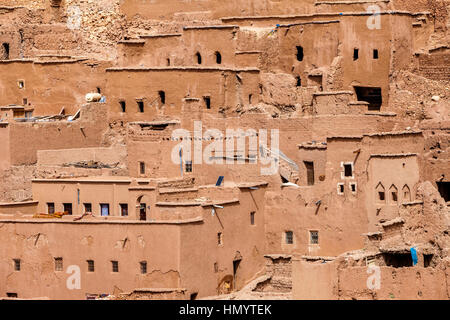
[54,257,63,271]
[84,203,92,213]
[120,203,128,216]
[13,259,20,271]
[344,164,353,177]
[137,100,144,113]
[379,192,385,201]
[310,231,319,244]
[353,48,359,61]
[337,183,345,195]
[111,261,119,273]
[185,161,192,173]
[391,191,398,202]
[63,203,72,215]
[119,101,126,112]
[18,80,24,89]
[87,260,95,272]
[373,49,379,59]
[47,202,55,214]
[250,211,255,225]
[100,203,110,216]
[350,183,357,193]
[140,261,147,274]
[139,161,145,175]
[7,293,17,298]
[285,231,293,244]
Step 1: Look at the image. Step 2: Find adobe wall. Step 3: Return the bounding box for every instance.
[179,187,267,297]
[37,146,127,168]
[120,0,317,20]
[292,259,450,300]
[7,103,108,165]
[0,61,109,116]
[0,221,182,299]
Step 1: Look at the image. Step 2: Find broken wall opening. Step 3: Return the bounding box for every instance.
[436,181,449,202]
[1,43,10,60]
[354,86,382,111]
[308,75,323,91]
[382,253,413,268]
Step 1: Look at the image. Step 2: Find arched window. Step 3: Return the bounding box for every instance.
[376,182,385,204]
[215,51,222,64]
[195,52,202,64]
[389,184,398,204]
[402,185,411,202]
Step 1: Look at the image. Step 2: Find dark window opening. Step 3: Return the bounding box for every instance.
[310,231,319,244]
[137,100,144,113]
[140,261,147,274]
[96,87,101,94]
[354,86,382,111]
[281,175,289,184]
[218,232,223,245]
[22,98,28,105]
[392,191,398,202]
[308,75,323,91]
[296,46,304,61]
[190,292,198,300]
[47,202,55,214]
[55,257,63,271]
[18,80,24,89]
[351,184,356,192]
[373,49,379,59]
[285,231,294,244]
[139,203,147,221]
[339,184,345,193]
[13,259,20,271]
[158,91,166,105]
[119,101,126,112]
[87,260,95,272]
[215,51,222,64]
[437,181,450,202]
[296,76,302,87]
[63,203,72,215]
[344,164,353,177]
[100,203,109,217]
[353,48,359,61]
[139,161,145,175]
[248,94,253,104]
[250,211,255,225]
[84,203,92,213]
[185,161,192,173]
[111,261,119,273]
[120,203,128,216]
[2,43,10,60]
[6,293,17,298]
[195,52,202,64]
[382,253,413,268]
[378,192,385,201]
[167,58,171,66]
[204,96,211,109]
[423,254,433,268]
[214,262,219,273]
[304,161,315,186]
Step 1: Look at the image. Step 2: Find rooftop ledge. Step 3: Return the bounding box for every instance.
[106,66,260,72]
[221,11,431,21]
[0,217,203,225]
[139,33,182,39]
[183,25,239,30]
[313,91,354,96]
[315,0,390,5]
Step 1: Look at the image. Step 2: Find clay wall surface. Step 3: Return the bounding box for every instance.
[0,221,181,299]
[0,61,109,116]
